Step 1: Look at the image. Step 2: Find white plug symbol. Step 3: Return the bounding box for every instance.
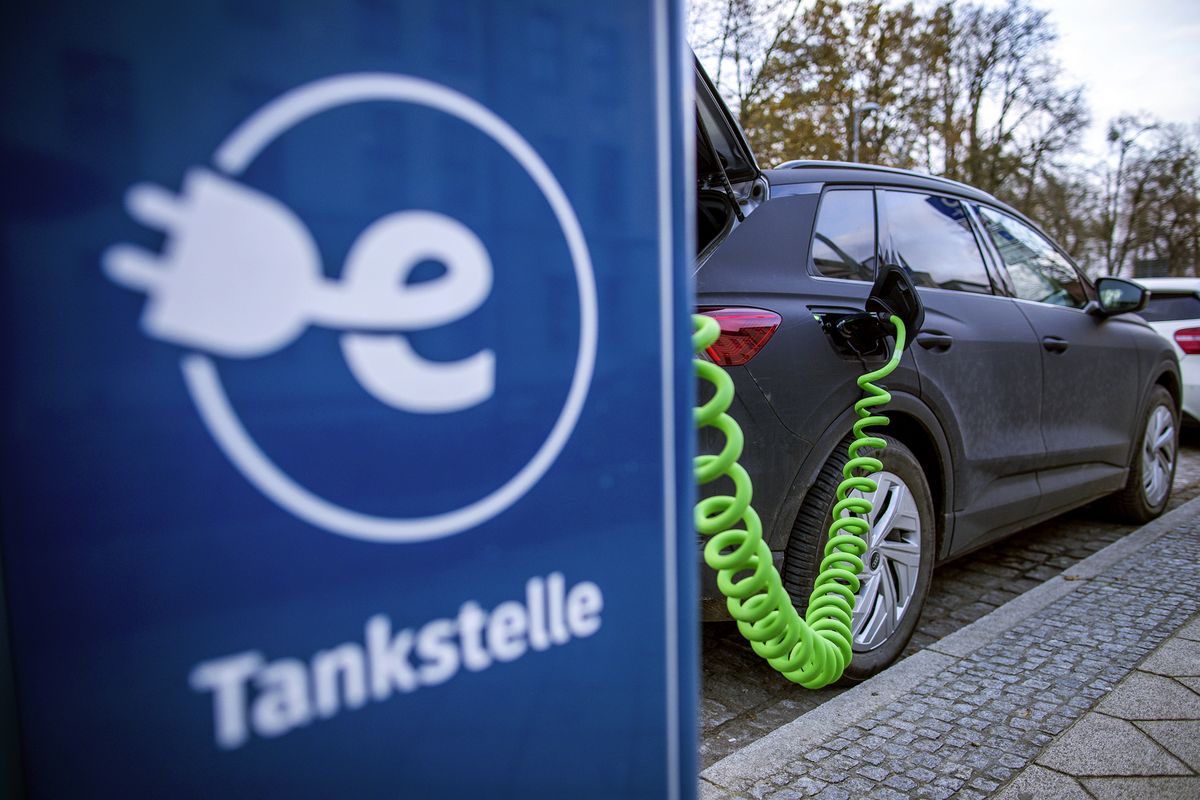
[104,167,495,413]
[104,168,322,357]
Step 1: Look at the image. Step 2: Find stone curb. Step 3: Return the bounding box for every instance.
[699,494,1200,797]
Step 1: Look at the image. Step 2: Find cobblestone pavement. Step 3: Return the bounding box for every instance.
[701,436,1200,769]
[997,613,1200,799]
[700,497,1200,799]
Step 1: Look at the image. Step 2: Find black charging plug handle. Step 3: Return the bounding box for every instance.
[866,262,924,337]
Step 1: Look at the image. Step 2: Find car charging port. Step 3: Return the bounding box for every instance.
[815,263,925,359]
[836,313,893,357]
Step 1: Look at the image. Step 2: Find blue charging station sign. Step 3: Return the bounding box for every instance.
[0,3,695,796]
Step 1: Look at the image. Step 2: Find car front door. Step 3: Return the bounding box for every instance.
[973,205,1143,514]
[878,189,1046,554]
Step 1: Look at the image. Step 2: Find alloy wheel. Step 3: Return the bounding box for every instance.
[848,470,922,652]
[1142,403,1176,508]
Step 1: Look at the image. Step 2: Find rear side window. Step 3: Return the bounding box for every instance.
[1141,293,1200,322]
[882,191,991,294]
[977,206,1087,308]
[811,189,876,282]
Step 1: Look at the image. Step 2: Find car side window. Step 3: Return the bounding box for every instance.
[976,206,1088,309]
[882,190,992,294]
[811,189,876,282]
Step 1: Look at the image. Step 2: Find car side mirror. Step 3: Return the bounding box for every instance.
[1091,277,1148,317]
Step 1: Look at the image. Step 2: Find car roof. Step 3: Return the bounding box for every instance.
[765,161,1004,207]
[762,161,1082,273]
[1133,277,1200,293]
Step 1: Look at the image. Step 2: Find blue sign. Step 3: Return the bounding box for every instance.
[0,2,696,797]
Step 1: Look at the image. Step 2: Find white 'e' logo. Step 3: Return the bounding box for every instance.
[103,73,597,544]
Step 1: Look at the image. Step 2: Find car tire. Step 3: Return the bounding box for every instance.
[1107,385,1178,523]
[782,434,935,682]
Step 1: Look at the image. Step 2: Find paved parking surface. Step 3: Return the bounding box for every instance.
[701,435,1200,768]
[700,496,1200,799]
[998,613,1200,800]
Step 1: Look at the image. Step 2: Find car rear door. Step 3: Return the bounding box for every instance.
[878,189,1046,554]
[973,205,1142,514]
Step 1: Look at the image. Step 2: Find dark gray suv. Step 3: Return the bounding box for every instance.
[695,63,1181,679]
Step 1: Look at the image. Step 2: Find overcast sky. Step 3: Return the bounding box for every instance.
[1032,0,1200,155]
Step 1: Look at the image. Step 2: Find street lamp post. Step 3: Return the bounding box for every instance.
[851,101,880,163]
[1107,122,1157,275]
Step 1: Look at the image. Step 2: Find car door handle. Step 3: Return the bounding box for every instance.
[1042,336,1070,354]
[915,332,953,352]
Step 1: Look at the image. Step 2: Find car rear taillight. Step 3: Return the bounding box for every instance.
[697,307,782,366]
[1175,327,1200,355]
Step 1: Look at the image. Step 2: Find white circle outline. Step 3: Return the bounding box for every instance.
[182,73,597,543]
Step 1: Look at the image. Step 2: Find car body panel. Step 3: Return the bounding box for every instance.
[905,288,1048,552]
[1011,301,1144,468]
[691,63,1180,627]
[697,164,1179,568]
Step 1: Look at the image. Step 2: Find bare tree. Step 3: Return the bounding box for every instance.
[690,0,805,113]
[687,0,1199,277]
[1121,124,1200,276]
[938,0,1088,199]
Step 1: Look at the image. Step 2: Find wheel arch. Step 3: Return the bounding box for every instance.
[770,389,956,562]
[1123,360,1183,468]
[1154,363,1182,414]
[879,395,955,562]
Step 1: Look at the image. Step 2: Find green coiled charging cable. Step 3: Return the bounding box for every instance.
[693,313,907,688]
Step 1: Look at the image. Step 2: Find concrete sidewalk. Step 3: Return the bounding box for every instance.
[699,495,1200,800]
[998,614,1200,798]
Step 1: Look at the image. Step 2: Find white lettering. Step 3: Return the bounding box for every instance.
[190,573,605,750]
[487,601,528,662]
[457,601,492,672]
[415,618,459,686]
[312,643,367,719]
[567,581,604,638]
[250,658,311,738]
[546,571,570,645]
[366,614,418,699]
[189,652,263,749]
[525,576,550,651]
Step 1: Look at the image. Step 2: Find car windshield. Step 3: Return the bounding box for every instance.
[1140,293,1200,322]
